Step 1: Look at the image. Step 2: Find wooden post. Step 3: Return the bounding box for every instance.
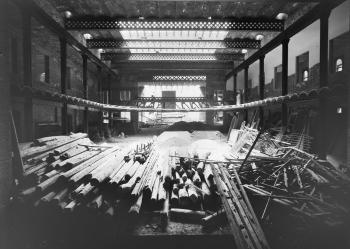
[60,38,68,135]
[22,9,34,141]
[318,8,331,158]
[244,67,249,122]
[82,54,88,133]
[259,55,265,126]
[233,73,237,104]
[281,38,289,128]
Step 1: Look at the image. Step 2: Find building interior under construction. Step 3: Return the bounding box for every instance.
[0,0,349,249]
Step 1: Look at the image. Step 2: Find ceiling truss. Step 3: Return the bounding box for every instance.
[86,38,261,49]
[101,52,244,61]
[65,17,284,31]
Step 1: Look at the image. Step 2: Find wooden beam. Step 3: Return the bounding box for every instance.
[226,1,345,80]
[281,39,289,128]
[60,38,68,135]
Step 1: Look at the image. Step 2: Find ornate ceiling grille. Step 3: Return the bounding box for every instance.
[153,75,206,81]
[65,18,284,31]
[86,39,261,49]
[101,53,244,61]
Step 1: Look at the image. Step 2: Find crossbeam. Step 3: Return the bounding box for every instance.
[137,97,209,102]
[111,61,234,70]
[86,39,261,49]
[13,84,345,112]
[101,52,244,61]
[65,17,284,31]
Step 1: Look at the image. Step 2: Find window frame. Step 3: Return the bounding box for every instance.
[302,68,309,82]
[335,57,343,73]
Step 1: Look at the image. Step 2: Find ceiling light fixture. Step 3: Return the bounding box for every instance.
[241,49,248,54]
[64,11,72,18]
[255,34,264,40]
[276,13,288,20]
[83,33,92,39]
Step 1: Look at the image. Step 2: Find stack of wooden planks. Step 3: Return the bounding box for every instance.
[210,163,270,249]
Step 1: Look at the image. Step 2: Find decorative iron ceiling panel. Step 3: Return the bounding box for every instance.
[86,38,261,49]
[153,75,206,81]
[65,18,284,31]
[101,52,244,61]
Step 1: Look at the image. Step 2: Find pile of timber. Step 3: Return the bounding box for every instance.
[166,149,223,225]
[17,133,272,249]
[19,133,155,217]
[226,125,350,227]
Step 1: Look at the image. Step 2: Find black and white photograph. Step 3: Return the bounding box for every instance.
[0,0,349,249]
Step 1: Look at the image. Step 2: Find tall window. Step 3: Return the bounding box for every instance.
[120,90,131,101]
[44,55,50,83]
[296,52,309,83]
[274,64,282,89]
[302,69,309,82]
[335,58,343,72]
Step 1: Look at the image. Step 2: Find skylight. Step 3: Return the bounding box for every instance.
[120,30,229,41]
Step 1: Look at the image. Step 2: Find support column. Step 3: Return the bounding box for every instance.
[259,55,265,127]
[108,74,112,129]
[319,8,331,158]
[233,73,237,104]
[22,9,34,141]
[82,54,88,133]
[319,9,330,87]
[244,67,249,122]
[60,38,68,135]
[97,66,103,132]
[0,0,13,225]
[282,38,290,128]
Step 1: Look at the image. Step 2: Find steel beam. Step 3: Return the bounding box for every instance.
[82,54,88,133]
[226,0,345,80]
[65,17,284,31]
[60,38,68,135]
[86,38,261,49]
[102,52,244,61]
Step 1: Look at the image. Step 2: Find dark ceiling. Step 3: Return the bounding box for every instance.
[34,0,319,74]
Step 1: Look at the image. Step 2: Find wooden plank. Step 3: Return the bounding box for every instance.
[209,163,246,249]
[10,111,24,180]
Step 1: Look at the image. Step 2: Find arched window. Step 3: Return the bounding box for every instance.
[302,69,309,82]
[336,58,343,72]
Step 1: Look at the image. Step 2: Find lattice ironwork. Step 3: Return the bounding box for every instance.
[134,97,211,109]
[86,39,261,49]
[153,75,206,81]
[65,18,284,31]
[101,52,244,61]
[105,48,241,54]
